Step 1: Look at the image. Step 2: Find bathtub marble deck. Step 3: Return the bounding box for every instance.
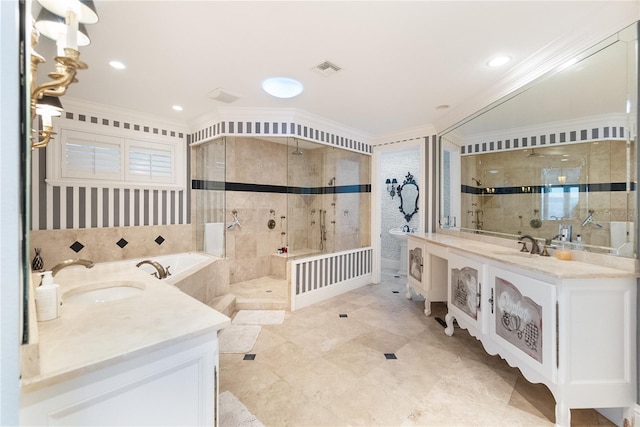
[219,270,614,427]
[230,276,288,311]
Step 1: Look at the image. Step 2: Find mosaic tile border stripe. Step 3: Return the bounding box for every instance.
[192,180,371,195]
[63,111,186,140]
[460,125,627,155]
[189,120,372,155]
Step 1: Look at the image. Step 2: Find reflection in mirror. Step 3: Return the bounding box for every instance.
[439,23,637,258]
[398,172,419,222]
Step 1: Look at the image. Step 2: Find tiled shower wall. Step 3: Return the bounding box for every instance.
[380,148,420,266]
[30,107,192,269]
[193,136,371,285]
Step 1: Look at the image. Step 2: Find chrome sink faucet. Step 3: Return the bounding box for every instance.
[136,260,168,279]
[518,235,541,255]
[51,259,95,276]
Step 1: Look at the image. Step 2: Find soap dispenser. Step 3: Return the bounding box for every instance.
[35,271,60,321]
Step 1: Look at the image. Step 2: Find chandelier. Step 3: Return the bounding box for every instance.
[30,0,99,149]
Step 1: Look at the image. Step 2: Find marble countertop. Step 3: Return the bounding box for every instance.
[21,262,230,392]
[411,232,638,280]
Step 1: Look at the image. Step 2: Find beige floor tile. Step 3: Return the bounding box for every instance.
[323,340,388,378]
[219,269,616,427]
[351,328,411,354]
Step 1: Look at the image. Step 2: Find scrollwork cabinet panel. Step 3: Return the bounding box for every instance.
[488,266,556,383]
[445,251,488,336]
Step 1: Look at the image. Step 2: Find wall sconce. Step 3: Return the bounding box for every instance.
[30,0,99,150]
[385,178,398,198]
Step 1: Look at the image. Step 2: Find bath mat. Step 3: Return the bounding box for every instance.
[219,391,265,427]
[218,325,262,353]
[232,310,285,325]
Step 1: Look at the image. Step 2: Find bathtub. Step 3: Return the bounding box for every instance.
[120,252,228,305]
[130,252,216,284]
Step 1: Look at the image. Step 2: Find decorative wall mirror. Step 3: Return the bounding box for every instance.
[439,22,638,258]
[398,172,419,222]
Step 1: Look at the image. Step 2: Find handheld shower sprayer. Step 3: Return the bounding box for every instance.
[227,210,242,230]
[580,210,603,228]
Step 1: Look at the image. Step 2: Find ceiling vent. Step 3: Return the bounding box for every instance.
[313,60,341,77]
[208,88,241,104]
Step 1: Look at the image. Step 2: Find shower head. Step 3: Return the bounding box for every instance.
[471,177,482,186]
[291,139,303,156]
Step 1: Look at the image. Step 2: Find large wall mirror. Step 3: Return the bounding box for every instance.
[440,23,638,258]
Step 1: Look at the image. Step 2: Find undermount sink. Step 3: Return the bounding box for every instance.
[63,281,145,304]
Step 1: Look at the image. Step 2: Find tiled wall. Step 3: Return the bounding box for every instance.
[193,136,371,285]
[380,148,420,264]
[30,103,193,267]
[30,224,193,270]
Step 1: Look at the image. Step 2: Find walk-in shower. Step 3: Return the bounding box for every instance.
[193,136,371,292]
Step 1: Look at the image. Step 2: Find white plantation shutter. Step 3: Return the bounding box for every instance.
[59,129,179,186]
[127,143,174,183]
[61,130,123,180]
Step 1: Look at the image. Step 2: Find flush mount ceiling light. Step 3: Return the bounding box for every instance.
[487,56,511,67]
[109,60,125,70]
[172,105,183,111]
[262,77,303,99]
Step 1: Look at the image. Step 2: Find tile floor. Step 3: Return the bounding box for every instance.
[219,270,615,426]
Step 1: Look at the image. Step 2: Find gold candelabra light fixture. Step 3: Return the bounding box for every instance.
[30,0,98,150]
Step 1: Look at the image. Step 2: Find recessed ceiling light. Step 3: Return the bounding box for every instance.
[487,56,511,67]
[172,105,183,112]
[109,60,126,70]
[262,77,304,99]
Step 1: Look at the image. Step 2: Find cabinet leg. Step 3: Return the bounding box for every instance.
[554,402,570,427]
[405,283,412,300]
[444,313,455,336]
[424,298,431,316]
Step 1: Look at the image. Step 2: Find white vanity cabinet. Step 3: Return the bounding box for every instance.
[440,247,636,427]
[487,266,557,384]
[406,236,448,316]
[21,332,219,426]
[444,251,488,336]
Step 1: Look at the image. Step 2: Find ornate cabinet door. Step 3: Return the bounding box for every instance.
[446,251,487,335]
[407,239,425,292]
[488,266,556,380]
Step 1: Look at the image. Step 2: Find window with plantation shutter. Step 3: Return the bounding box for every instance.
[61,130,123,180]
[127,142,174,183]
[54,127,183,189]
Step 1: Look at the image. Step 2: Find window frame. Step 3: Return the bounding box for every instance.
[47,122,186,190]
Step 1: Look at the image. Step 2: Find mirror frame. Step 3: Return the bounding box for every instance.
[397,172,419,222]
